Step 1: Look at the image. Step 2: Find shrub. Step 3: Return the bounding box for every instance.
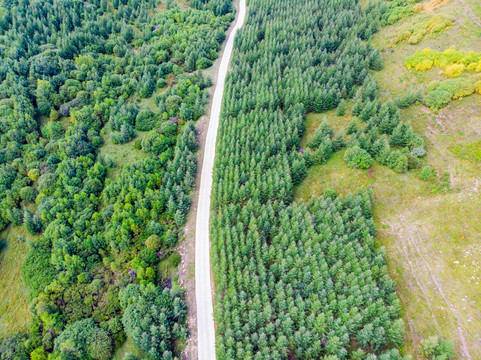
[423,89,452,110]
[20,186,38,203]
[30,347,48,360]
[443,63,465,78]
[411,147,426,157]
[420,336,454,359]
[419,166,435,180]
[344,146,372,169]
[395,88,422,108]
[323,187,338,199]
[391,14,453,46]
[168,252,181,268]
[406,154,420,169]
[22,239,56,299]
[161,121,178,136]
[0,333,28,360]
[135,109,158,131]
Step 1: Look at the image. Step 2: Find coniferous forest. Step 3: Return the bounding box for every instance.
[0,0,232,358]
[211,0,427,358]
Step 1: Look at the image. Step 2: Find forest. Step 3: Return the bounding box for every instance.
[0,0,233,358]
[210,0,430,358]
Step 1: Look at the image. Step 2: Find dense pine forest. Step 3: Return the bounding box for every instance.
[0,0,233,358]
[211,0,429,358]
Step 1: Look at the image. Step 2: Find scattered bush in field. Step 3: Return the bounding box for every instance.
[415,0,451,12]
[449,141,481,163]
[443,63,465,78]
[344,146,373,169]
[405,47,481,77]
[381,0,422,26]
[423,78,481,109]
[420,336,455,359]
[419,165,435,180]
[390,14,453,46]
[411,146,426,157]
[395,88,423,108]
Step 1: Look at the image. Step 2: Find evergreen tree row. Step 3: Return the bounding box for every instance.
[211,0,418,359]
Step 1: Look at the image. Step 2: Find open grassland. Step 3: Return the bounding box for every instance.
[0,227,34,338]
[297,0,481,358]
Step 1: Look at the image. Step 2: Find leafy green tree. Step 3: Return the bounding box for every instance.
[145,235,162,251]
[54,319,112,360]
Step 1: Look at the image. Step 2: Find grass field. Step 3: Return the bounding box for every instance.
[0,227,36,338]
[296,0,481,358]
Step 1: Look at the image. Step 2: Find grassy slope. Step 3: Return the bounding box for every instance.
[0,227,36,338]
[296,0,481,358]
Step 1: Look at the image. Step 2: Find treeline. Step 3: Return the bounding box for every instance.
[211,0,422,358]
[0,0,232,358]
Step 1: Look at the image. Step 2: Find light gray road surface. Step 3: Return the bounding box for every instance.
[195,0,247,359]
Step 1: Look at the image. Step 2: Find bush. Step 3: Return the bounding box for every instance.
[168,252,181,268]
[443,63,465,78]
[0,333,28,360]
[30,347,48,360]
[395,88,422,109]
[344,146,372,169]
[135,109,158,131]
[22,239,56,299]
[161,121,178,136]
[411,147,426,157]
[20,186,38,203]
[423,89,452,110]
[420,336,454,359]
[419,166,435,180]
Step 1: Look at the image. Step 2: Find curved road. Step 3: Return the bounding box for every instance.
[195,0,247,359]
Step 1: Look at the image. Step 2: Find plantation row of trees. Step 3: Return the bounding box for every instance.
[211,0,426,358]
[0,0,232,358]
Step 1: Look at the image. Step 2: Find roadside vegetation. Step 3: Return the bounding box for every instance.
[0,0,233,358]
